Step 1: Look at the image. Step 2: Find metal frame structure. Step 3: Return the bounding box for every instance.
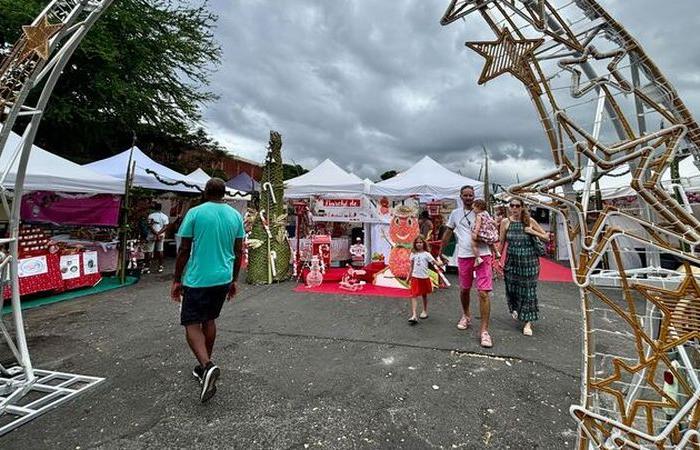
[441,1,700,448]
[0,0,113,435]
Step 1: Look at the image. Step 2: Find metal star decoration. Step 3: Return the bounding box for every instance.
[558,45,633,98]
[466,28,544,94]
[19,15,63,61]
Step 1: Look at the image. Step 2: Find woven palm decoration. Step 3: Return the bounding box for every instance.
[246,131,291,284]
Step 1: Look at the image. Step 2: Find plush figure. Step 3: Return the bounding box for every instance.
[339,266,366,291]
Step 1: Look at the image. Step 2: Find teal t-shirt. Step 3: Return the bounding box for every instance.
[177,202,245,288]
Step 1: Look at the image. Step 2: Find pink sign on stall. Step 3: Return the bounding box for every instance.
[21,191,121,227]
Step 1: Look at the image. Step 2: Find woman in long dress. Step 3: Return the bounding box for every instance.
[498,199,548,336]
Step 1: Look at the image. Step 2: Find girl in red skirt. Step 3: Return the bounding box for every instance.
[407,235,442,324]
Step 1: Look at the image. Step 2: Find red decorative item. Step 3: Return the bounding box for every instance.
[387,206,420,278]
[311,234,331,271]
[426,201,442,217]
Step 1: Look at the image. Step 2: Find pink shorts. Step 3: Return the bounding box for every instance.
[458,256,493,291]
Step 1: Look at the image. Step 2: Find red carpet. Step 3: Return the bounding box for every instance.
[539,257,573,283]
[294,282,411,298]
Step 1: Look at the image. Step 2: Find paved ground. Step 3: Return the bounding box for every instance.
[2,265,587,449]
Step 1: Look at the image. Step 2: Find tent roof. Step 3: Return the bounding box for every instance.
[187,168,211,184]
[226,171,260,193]
[369,156,483,199]
[1,132,124,194]
[84,147,201,193]
[186,168,250,199]
[285,159,366,197]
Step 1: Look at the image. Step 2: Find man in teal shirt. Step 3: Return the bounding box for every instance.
[171,178,245,403]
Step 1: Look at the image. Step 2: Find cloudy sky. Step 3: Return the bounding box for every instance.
[200,0,700,184]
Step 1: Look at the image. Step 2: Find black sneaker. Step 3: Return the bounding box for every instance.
[192,365,204,383]
[200,362,220,403]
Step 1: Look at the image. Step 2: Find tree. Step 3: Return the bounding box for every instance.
[380,170,398,180]
[283,163,308,180]
[0,0,222,162]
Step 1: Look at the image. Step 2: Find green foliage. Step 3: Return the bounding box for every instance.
[282,163,308,180]
[380,170,398,180]
[0,0,222,162]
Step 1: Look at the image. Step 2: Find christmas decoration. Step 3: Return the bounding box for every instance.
[246,131,292,284]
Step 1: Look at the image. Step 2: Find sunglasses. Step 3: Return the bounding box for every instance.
[509,204,522,208]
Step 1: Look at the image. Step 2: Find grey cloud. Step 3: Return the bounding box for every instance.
[201,0,700,182]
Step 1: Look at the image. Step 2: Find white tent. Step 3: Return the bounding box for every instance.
[186,168,250,199]
[285,159,367,198]
[1,132,124,194]
[186,168,212,184]
[369,156,483,199]
[84,147,201,193]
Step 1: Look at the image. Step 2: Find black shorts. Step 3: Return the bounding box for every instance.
[180,283,230,326]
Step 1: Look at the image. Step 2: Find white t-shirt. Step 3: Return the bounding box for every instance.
[410,251,436,279]
[446,206,491,258]
[147,211,169,240]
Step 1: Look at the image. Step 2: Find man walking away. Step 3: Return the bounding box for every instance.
[171,178,245,402]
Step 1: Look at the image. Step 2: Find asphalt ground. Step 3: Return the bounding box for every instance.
[2,265,588,449]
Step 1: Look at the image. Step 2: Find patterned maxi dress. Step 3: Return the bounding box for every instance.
[504,221,540,322]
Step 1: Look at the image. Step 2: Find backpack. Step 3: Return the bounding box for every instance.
[476,213,499,245]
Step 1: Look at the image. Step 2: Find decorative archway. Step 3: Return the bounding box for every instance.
[441,1,700,448]
[0,0,115,434]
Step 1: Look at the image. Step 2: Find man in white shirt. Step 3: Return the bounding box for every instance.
[144,202,169,274]
[441,186,494,348]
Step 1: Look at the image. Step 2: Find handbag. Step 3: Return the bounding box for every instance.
[530,234,546,257]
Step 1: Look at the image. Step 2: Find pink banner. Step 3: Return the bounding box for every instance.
[21,191,121,227]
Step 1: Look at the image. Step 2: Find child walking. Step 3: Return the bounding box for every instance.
[406,235,442,324]
[471,199,500,266]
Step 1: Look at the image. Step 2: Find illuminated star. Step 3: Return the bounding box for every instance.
[558,45,633,98]
[19,16,63,61]
[466,28,544,94]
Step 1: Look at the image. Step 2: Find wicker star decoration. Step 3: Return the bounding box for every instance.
[558,45,633,98]
[19,16,63,61]
[466,28,544,94]
[634,269,700,346]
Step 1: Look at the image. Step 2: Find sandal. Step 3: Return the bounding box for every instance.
[523,323,533,336]
[480,331,493,348]
[408,316,418,325]
[419,311,429,319]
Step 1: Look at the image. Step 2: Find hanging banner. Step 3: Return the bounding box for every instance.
[83,251,99,275]
[59,254,81,280]
[17,255,49,278]
[21,192,121,227]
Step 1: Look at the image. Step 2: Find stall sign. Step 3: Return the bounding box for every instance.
[313,197,369,222]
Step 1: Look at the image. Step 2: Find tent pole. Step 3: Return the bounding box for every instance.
[119,144,136,284]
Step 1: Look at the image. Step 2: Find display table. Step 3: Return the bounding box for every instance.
[3,249,102,299]
[290,237,350,261]
[52,236,120,272]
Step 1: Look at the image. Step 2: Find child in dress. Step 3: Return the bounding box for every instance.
[471,199,500,266]
[406,235,442,324]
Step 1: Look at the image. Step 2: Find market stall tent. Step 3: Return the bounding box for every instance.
[1,131,124,194]
[285,159,367,198]
[369,156,483,199]
[186,168,250,199]
[84,146,201,193]
[226,171,260,193]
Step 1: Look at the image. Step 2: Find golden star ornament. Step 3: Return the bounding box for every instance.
[20,16,63,61]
